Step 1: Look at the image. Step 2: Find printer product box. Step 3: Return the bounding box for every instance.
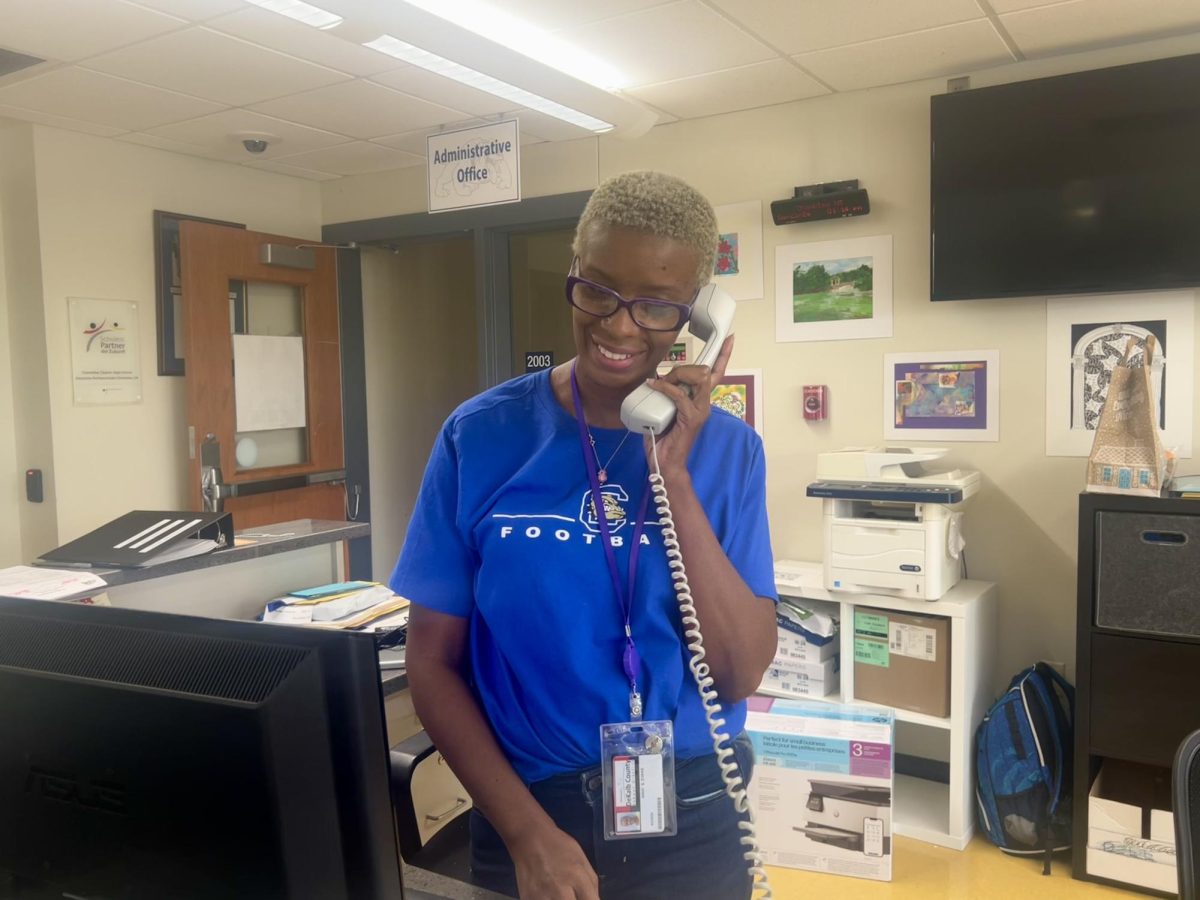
[761,655,840,698]
[853,609,951,717]
[747,696,894,881]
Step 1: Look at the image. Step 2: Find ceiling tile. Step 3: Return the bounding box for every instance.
[250,80,469,140]
[373,121,545,156]
[131,0,246,21]
[558,0,775,86]
[461,0,675,31]
[0,58,60,89]
[146,109,351,159]
[81,27,350,107]
[988,0,1075,11]
[116,131,246,163]
[205,8,402,77]
[1,0,186,62]
[0,68,226,132]
[504,109,595,143]
[270,141,425,176]
[1001,0,1200,57]
[241,158,341,181]
[628,59,829,119]
[794,20,1016,91]
[369,66,514,118]
[708,0,985,54]
[0,102,127,137]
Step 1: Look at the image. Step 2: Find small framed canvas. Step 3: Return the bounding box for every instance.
[883,350,999,442]
[710,368,763,435]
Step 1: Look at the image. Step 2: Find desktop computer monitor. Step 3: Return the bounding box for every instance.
[0,596,405,899]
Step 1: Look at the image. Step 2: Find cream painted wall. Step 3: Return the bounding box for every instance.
[324,34,1200,689]
[0,124,24,566]
[24,125,323,547]
[360,241,478,579]
[0,122,57,563]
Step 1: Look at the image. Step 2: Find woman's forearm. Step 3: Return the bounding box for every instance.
[406,655,553,846]
[657,468,776,700]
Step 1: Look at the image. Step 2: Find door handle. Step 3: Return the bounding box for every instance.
[424,797,468,824]
[199,434,228,513]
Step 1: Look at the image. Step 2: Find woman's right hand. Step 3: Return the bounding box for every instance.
[509,822,599,899]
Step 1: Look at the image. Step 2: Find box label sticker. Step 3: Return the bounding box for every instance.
[854,638,889,667]
[855,611,889,638]
[888,623,936,661]
[849,740,893,779]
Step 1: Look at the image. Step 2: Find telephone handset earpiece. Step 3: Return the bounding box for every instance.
[619,284,737,435]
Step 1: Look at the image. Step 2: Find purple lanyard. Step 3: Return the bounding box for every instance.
[570,364,651,720]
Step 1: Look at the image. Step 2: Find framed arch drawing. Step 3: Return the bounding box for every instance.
[1045,291,1194,457]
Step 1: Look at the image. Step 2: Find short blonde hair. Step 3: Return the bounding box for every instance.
[573,171,717,287]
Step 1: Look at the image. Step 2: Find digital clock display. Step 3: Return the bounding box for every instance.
[771,189,871,225]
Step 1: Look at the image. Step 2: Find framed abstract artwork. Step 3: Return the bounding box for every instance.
[883,350,999,442]
[710,368,763,435]
[712,201,764,301]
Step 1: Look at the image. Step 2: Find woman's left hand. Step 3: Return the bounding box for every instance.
[642,334,735,477]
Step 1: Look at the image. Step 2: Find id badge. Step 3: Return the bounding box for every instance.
[600,720,677,840]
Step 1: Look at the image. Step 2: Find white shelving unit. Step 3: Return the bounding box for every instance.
[769,561,997,851]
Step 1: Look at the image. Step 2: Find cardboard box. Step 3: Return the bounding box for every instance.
[747,696,894,881]
[853,608,950,717]
[776,625,838,663]
[761,654,840,698]
[1086,760,1176,893]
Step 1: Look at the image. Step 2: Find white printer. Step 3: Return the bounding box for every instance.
[806,447,979,601]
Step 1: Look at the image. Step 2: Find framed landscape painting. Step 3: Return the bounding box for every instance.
[776,235,892,342]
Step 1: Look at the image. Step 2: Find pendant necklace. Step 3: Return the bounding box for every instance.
[588,428,632,484]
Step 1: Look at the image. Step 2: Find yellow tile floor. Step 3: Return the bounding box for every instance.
[762,835,1146,898]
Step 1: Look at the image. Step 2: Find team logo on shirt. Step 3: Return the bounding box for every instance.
[579,485,629,533]
[492,481,656,546]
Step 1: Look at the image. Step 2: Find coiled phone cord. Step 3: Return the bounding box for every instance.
[648,435,772,899]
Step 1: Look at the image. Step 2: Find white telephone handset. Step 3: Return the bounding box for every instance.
[618,281,772,896]
[619,283,737,435]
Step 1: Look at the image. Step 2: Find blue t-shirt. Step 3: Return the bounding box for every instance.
[390,369,777,783]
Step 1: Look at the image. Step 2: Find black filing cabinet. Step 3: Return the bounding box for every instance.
[1075,492,1200,894]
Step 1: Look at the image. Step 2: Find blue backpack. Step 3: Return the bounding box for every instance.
[975,662,1075,874]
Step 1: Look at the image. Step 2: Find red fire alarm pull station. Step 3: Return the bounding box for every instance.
[803,385,827,420]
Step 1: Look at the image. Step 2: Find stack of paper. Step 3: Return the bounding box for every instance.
[0,566,109,601]
[260,581,410,631]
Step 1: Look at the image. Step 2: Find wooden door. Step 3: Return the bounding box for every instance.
[181,221,345,530]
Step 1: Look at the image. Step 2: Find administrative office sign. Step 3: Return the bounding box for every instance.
[427,119,520,213]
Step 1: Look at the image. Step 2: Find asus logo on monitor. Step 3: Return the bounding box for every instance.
[25,766,128,815]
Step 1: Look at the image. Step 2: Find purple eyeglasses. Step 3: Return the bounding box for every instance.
[564,260,693,332]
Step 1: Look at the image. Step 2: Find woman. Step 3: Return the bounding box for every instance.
[392,170,778,899]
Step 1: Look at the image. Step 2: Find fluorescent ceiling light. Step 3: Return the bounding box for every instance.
[245,0,342,30]
[364,35,614,133]
[396,0,627,91]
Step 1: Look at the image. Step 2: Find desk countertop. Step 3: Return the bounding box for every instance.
[14,519,370,603]
[66,518,369,589]
[382,667,409,697]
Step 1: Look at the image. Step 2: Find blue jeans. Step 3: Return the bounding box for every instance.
[469,733,755,899]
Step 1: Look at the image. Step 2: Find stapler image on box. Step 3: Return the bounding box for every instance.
[796,780,892,856]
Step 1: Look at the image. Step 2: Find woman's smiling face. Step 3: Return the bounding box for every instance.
[571,225,700,398]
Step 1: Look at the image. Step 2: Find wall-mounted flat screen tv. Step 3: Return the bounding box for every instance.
[930,53,1200,301]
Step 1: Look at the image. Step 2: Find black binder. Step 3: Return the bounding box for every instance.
[38,511,234,568]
